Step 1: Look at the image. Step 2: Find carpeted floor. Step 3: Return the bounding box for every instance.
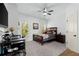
[59,49,79,56]
[26,41,66,56]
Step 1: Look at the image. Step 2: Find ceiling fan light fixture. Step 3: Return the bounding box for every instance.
[43,13,47,16]
[38,4,54,16]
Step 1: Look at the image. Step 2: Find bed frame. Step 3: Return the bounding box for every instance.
[33,27,57,45]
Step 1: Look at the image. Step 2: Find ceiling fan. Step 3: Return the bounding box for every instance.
[38,5,54,16]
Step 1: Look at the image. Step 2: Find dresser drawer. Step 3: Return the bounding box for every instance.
[56,35,65,43]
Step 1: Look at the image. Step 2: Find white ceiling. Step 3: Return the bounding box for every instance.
[17,3,69,13]
[5,3,70,19]
[16,3,70,18]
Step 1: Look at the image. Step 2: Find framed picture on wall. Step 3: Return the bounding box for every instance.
[33,23,39,29]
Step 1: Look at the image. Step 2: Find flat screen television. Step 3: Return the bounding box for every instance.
[0,3,8,28]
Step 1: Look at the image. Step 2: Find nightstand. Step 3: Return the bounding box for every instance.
[56,34,65,43]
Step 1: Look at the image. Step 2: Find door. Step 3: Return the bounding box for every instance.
[66,7,78,52]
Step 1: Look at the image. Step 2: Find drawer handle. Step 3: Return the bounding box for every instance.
[73,35,76,37]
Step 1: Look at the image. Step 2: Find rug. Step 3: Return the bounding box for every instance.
[59,49,79,56]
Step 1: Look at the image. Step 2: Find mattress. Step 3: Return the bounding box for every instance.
[42,34,55,41]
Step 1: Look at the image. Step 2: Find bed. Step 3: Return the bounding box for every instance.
[33,27,57,45]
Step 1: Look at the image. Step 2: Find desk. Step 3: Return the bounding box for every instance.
[0,35,26,56]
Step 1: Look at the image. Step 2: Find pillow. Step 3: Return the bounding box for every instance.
[41,34,49,39]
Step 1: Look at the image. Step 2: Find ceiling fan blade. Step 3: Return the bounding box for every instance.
[48,10,53,12]
[44,8,45,10]
[47,13,51,15]
[38,9,44,12]
[38,8,46,12]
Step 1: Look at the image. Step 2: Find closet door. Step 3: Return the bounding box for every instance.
[66,6,78,52]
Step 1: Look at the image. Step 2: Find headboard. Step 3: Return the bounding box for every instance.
[43,27,57,35]
[47,27,57,34]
